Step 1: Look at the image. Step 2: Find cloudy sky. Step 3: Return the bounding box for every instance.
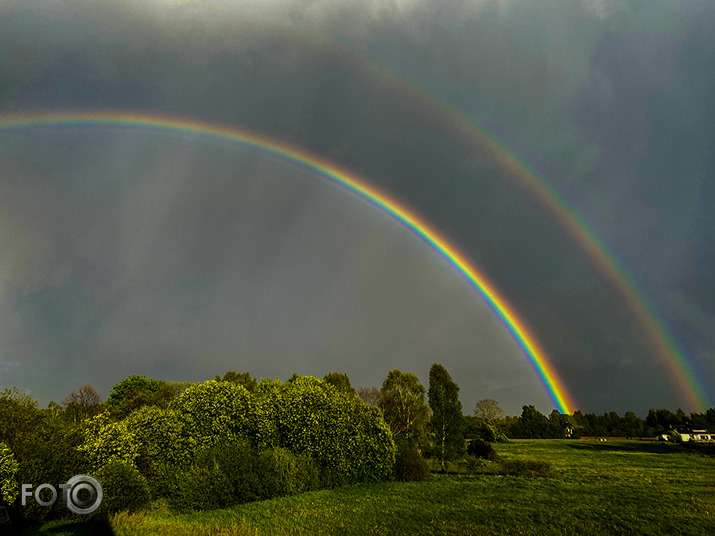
[0,0,713,416]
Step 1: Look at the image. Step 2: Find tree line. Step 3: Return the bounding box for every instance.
[0,364,466,524]
[1,363,714,524]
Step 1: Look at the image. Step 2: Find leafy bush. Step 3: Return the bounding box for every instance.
[393,446,430,482]
[254,448,301,499]
[467,439,499,461]
[79,412,140,472]
[125,406,194,487]
[164,462,233,513]
[263,376,395,485]
[177,380,260,450]
[164,441,322,512]
[0,442,19,505]
[499,458,555,477]
[96,460,151,514]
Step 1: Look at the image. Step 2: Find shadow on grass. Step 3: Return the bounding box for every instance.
[567,440,678,455]
[20,517,115,536]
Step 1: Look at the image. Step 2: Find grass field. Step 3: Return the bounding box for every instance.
[27,440,715,535]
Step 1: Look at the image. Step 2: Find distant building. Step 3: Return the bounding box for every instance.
[660,426,715,442]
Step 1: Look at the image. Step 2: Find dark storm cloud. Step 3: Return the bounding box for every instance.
[0,0,713,414]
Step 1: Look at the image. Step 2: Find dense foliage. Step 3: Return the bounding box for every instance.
[261,376,396,485]
[177,380,258,451]
[427,364,466,465]
[96,460,151,514]
[0,442,19,505]
[3,367,714,526]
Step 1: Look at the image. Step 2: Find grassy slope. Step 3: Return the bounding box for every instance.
[31,440,715,536]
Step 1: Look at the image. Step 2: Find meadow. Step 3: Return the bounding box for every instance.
[26,439,715,536]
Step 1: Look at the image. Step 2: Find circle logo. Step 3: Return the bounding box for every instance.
[64,474,103,515]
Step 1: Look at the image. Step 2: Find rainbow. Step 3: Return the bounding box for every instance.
[341,50,711,412]
[0,110,576,413]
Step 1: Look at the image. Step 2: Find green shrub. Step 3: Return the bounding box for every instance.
[463,454,488,473]
[96,460,151,514]
[125,406,194,489]
[79,412,140,472]
[164,462,233,513]
[178,380,259,450]
[393,447,430,482]
[200,441,261,505]
[467,439,499,461]
[164,441,324,512]
[254,448,297,499]
[263,376,396,484]
[6,422,91,522]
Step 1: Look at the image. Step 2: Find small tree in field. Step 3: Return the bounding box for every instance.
[428,363,465,468]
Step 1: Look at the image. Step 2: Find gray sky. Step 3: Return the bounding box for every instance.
[1,0,713,416]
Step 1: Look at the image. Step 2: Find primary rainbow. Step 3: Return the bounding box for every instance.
[0,109,576,413]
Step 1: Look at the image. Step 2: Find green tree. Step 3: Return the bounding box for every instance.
[125,406,195,483]
[105,375,178,418]
[78,411,140,471]
[379,370,429,448]
[0,442,19,505]
[261,376,395,484]
[646,408,678,432]
[0,388,44,447]
[0,390,89,520]
[322,372,356,396]
[46,401,63,420]
[215,371,258,392]
[510,405,564,439]
[177,380,258,451]
[707,407,715,425]
[427,364,465,467]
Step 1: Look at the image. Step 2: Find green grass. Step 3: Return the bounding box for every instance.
[26,440,715,535]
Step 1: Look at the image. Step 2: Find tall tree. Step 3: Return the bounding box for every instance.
[427,363,465,466]
[380,370,429,448]
[216,371,258,392]
[105,375,177,418]
[323,372,356,396]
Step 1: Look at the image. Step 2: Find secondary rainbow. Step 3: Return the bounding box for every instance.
[341,49,711,412]
[0,110,576,413]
